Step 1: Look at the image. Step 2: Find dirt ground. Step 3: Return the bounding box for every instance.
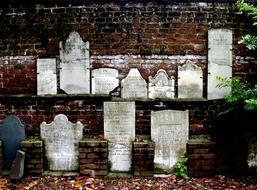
[1,175,257,190]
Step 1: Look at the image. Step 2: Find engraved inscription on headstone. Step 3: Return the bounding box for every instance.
[178,61,203,98]
[104,102,135,172]
[0,115,26,169]
[151,110,189,172]
[121,68,147,99]
[148,69,175,99]
[37,58,57,95]
[208,29,232,100]
[92,68,119,94]
[59,31,90,94]
[40,114,83,171]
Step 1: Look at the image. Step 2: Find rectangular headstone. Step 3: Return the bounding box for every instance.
[148,69,175,99]
[37,58,57,95]
[60,32,90,94]
[178,61,203,98]
[121,69,147,99]
[208,29,232,100]
[151,110,189,172]
[104,102,135,172]
[0,115,26,169]
[40,114,83,171]
[92,68,119,94]
[10,150,25,180]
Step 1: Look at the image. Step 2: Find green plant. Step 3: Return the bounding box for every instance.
[217,77,257,112]
[174,155,189,179]
[236,0,257,50]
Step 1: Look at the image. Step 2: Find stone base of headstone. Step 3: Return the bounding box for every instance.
[79,139,108,178]
[43,171,79,176]
[133,141,154,177]
[20,138,44,175]
[10,150,25,180]
[187,139,216,177]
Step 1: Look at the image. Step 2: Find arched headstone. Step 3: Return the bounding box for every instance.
[148,69,175,99]
[178,61,203,98]
[0,115,26,169]
[59,32,90,94]
[40,114,83,171]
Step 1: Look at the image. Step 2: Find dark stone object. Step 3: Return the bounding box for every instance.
[10,150,25,180]
[0,115,26,169]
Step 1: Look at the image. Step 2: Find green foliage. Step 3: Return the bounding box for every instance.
[217,77,257,112]
[236,0,257,50]
[239,34,257,50]
[174,155,189,179]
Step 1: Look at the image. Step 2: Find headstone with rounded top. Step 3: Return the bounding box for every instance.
[0,115,26,169]
[40,114,83,171]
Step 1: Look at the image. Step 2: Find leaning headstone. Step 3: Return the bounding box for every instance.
[208,29,232,100]
[92,68,119,94]
[178,61,203,98]
[59,31,90,94]
[104,102,135,172]
[121,69,147,99]
[151,110,189,172]
[37,58,57,95]
[10,150,25,180]
[0,115,26,169]
[40,114,83,171]
[148,69,175,99]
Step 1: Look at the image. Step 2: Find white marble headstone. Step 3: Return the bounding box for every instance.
[208,29,232,100]
[104,102,135,172]
[178,61,203,98]
[151,110,189,172]
[59,32,90,94]
[148,69,175,99]
[40,114,83,171]
[92,68,119,94]
[121,69,147,99]
[37,58,57,95]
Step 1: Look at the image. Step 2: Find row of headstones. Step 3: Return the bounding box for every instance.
[0,103,188,175]
[38,29,232,100]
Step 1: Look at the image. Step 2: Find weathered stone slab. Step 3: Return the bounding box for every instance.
[208,29,232,100]
[37,58,57,95]
[10,150,25,180]
[92,68,119,94]
[59,32,90,94]
[104,102,135,172]
[178,61,203,98]
[121,69,147,99]
[0,115,26,169]
[148,69,175,99]
[40,114,83,171]
[151,110,189,172]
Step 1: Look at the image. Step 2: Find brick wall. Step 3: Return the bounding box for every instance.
[79,139,108,177]
[20,138,44,175]
[133,140,154,177]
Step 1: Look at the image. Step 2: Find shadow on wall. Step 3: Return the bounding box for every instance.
[214,110,257,176]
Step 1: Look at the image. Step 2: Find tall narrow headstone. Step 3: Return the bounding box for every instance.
[92,68,119,94]
[148,69,175,99]
[59,32,90,94]
[208,29,232,100]
[104,102,135,172]
[10,150,25,180]
[40,114,83,171]
[121,69,147,99]
[37,58,57,95]
[151,110,189,172]
[0,115,26,169]
[178,61,203,98]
